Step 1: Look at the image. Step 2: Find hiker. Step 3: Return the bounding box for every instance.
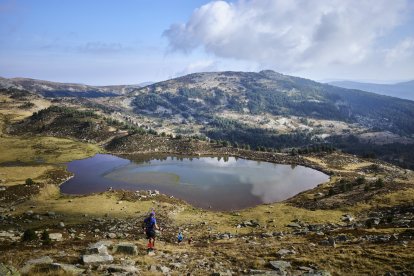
[177,231,183,244]
[143,211,160,251]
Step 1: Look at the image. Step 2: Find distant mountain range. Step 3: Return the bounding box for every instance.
[328,80,414,101]
[0,77,140,97]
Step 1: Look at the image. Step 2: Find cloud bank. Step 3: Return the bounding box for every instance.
[164,0,409,71]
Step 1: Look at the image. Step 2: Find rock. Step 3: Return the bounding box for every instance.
[58,222,65,228]
[269,260,291,274]
[242,220,260,227]
[25,210,33,216]
[277,249,296,257]
[86,243,108,255]
[114,242,138,255]
[106,264,139,273]
[272,232,284,237]
[148,251,156,256]
[47,211,55,217]
[299,266,314,272]
[287,222,301,228]
[342,214,354,223]
[0,263,19,276]
[218,233,231,239]
[49,233,63,241]
[20,256,54,274]
[261,232,273,238]
[82,254,113,264]
[170,262,183,269]
[0,231,15,239]
[148,264,157,272]
[107,232,117,239]
[51,263,85,275]
[335,234,350,242]
[303,270,332,276]
[158,265,171,274]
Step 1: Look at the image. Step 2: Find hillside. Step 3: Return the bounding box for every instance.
[329,80,414,101]
[128,70,414,136]
[0,76,140,97]
[0,89,414,275]
[93,70,413,168]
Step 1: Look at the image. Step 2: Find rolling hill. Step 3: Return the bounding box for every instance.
[127,70,414,136]
[329,80,414,101]
[0,76,140,97]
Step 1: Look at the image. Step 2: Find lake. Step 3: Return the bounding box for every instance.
[60,154,329,210]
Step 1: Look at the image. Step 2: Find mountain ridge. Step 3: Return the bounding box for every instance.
[0,76,140,97]
[329,80,414,101]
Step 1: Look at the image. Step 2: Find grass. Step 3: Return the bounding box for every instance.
[0,165,55,186]
[0,95,100,186]
[0,136,101,164]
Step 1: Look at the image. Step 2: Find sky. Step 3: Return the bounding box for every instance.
[1,0,414,85]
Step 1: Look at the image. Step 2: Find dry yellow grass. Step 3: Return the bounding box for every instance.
[17,191,159,223]
[0,165,55,186]
[343,161,373,170]
[0,136,100,164]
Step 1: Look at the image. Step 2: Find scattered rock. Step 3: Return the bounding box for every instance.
[86,243,109,255]
[261,232,273,238]
[114,242,138,255]
[106,264,139,273]
[287,222,301,228]
[20,256,54,274]
[107,232,117,239]
[82,254,113,264]
[342,214,354,223]
[158,265,171,274]
[49,233,63,241]
[269,260,291,274]
[277,248,296,257]
[51,263,85,275]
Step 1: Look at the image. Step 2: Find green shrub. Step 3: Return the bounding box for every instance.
[375,178,384,188]
[22,229,37,242]
[25,178,34,185]
[41,230,51,244]
[356,176,365,185]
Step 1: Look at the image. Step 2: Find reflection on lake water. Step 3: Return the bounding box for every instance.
[61,154,329,210]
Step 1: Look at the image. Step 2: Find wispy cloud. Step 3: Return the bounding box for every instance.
[77,41,132,54]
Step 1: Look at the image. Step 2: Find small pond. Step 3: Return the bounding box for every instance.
[60,154,329,210]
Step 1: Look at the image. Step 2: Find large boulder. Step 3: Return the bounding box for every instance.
[114,242,138,255]
[86,244,108,255]
[269,260,291,275]
[49,233,63,241]
[82,254,114,264]
[49,263,85,275]
[20,256,53,274]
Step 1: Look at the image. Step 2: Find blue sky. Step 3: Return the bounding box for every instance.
[1,0,413,85]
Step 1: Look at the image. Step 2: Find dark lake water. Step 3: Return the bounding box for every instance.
[60,154,329,210]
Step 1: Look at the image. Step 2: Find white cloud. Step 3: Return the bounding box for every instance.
[164,0,408,71]
[385,37,414,65]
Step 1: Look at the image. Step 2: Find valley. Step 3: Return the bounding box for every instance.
[0,77,413,275]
